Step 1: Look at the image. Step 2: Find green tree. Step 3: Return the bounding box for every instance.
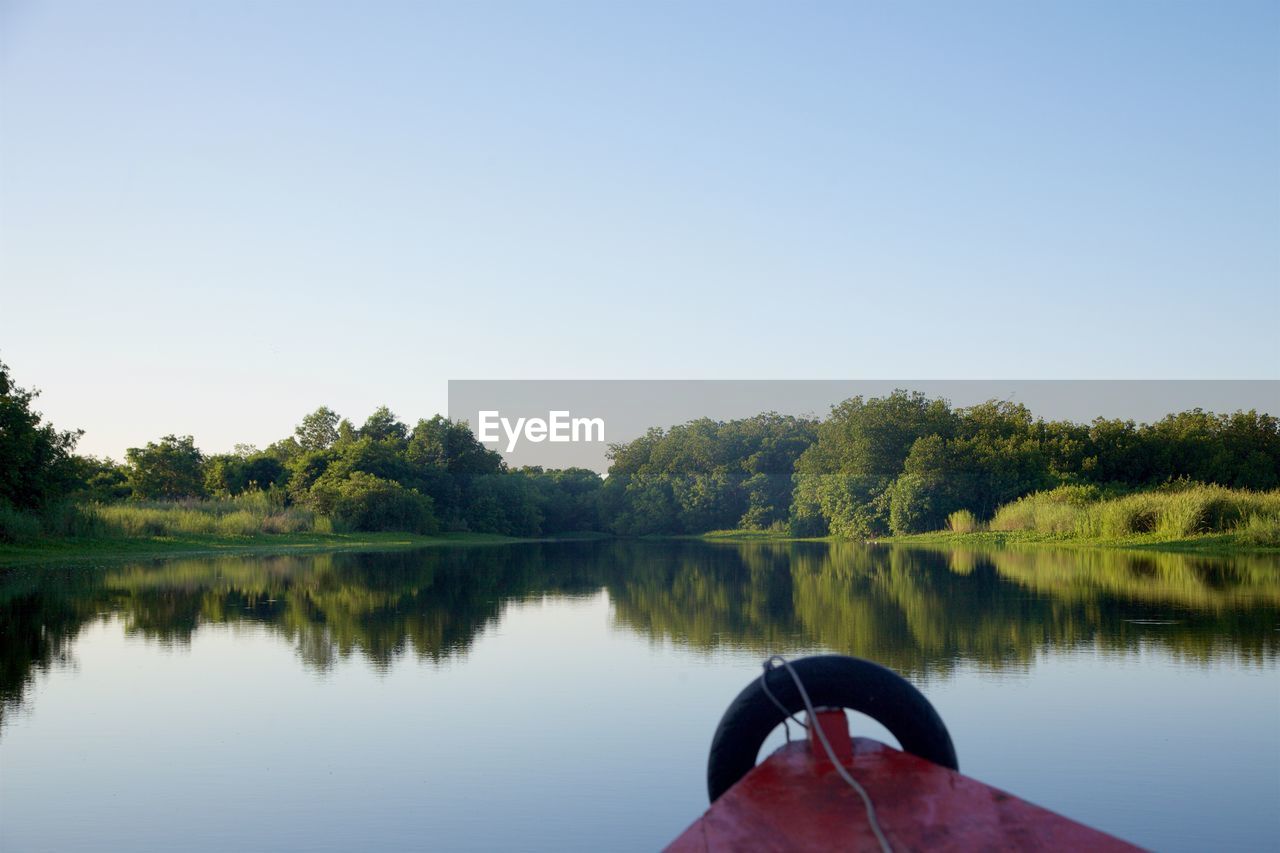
[205,453,287,496]
[360,406,408,443]
[295,407,340,451]
[792,391,956,536]
[406,416,503,475]
[0,359,82,512]
[603,414,816,535]
[71,456,131,502]
[125,435,206,499]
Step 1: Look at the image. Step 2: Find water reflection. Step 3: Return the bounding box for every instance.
[2,541,1277,728]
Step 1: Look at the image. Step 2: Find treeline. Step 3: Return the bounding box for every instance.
[73,408,605,537]
[605,392,1279,537]
[0,359,604,539]
[1,357,1277,541]
[789,393,1279,537]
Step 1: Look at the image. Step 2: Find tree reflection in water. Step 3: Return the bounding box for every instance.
[2,541,1277,728]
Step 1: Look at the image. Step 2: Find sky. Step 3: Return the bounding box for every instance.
[1,0,1277,459]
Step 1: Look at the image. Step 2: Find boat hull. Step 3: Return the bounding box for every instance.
[666,735,1141,852]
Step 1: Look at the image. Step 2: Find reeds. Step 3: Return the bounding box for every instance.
[946,509,981,533]
[0,504,42,542]
[988,483,1280,541]
[1235,513,1280,547]
[87,492,322,538]
[989,485,1095,535]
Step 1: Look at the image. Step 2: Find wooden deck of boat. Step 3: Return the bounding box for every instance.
[666,716,1141,852]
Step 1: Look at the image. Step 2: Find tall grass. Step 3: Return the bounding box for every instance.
[0,504,42,542]
[989,485,1100,535]
[86,492,326,538]
[946,509,981,533]
[988,484,1280,542]
[1235,514,1280,548]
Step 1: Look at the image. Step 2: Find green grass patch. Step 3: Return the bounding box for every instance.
[698,528,800,541]
[0,530,532,566]
[980,484,1280,548]
[85,494,326,537]
[884,528,1278,556]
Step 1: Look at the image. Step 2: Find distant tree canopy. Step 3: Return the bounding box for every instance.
[784,391,1280,538]
[0,359,81,512]
[85,406,607,536]
[125,435,206,499]
[4,355,1276,542]
[294,406,339,451]
[203,451,287,497]
[602,414,819,535]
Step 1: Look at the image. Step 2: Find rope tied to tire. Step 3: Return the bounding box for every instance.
[761,656,892,853]
[707,654,960,852]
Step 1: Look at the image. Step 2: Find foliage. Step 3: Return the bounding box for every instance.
[987,484,1280,541]
[0,503,42,542]
[204,453,287,497]
[315,472,439,534]
[792,391,957,537]
[0,358,82,513]
[514,467,604,534]
[88,492,322,537]
[69,456,131,502]
[9,352,1276,541]
[294,406,340,451]
[125,435,206,499]
[1235,514,1280,547]
[603,414,817,535]
[787,392,1278,539]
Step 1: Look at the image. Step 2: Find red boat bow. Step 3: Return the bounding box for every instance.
[667,709,1141,852]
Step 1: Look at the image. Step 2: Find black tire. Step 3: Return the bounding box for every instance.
[706,655,958,802]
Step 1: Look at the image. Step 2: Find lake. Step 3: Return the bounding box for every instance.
[1,541,1277,852]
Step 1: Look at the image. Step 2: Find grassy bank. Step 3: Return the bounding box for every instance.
[699,527,1278,554]
[0,495,619,565]
[0,493,330,542]
[962,484,1278,549]
[0,530,528,566]
[699,484,1280,554]
[887,485,1280,553]
[7,485,1278,564]
[879,529,1277,555]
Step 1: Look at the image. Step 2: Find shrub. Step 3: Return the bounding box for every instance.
[0,504,41,542]
[1082,493,1161,538]
[947,509,980,533]
[887,473,933,535]
[39,503,110,537]
[1235,514,1280,547]
[216,511,262,537]
[259,508,317,534]
[323,473,439,534]
[990,488,1085,535]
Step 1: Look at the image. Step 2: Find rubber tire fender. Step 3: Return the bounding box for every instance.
[706,654,958,802]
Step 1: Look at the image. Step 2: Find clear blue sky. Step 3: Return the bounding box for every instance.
[2,1,1277,458]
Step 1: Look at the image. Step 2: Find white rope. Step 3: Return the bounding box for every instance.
[761,655,893,853]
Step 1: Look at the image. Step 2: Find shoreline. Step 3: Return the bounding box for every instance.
[3,526,1275,567]
[0,531,607,567]
[694,528,1279,556]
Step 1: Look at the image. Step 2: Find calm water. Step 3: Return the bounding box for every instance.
[1,541,1277,852]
